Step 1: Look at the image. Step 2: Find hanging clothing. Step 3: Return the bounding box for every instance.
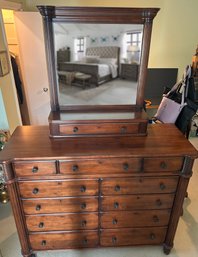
[10,55,23,104]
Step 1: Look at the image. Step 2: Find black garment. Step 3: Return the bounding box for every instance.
[10,55,23,104]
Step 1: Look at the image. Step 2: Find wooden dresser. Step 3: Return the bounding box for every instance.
[0,124,197,257]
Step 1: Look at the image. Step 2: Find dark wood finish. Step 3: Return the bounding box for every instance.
[101,194,175,211]
[37,6,159,138]
[22,197,98,214]
[59,158,141,175]
[48,110,148,138]
[121,63,139,81]
[0,125,198,256]
[37,6,159,111]
[29,231,99,250]
[26,213,98,231]
[101,177,179,195]
[18,180,98,198]
[100,209,171,228]
[100,227,167,246]
[13,161,56,177]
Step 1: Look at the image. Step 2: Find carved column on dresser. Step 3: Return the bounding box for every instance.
[163,157,194,254]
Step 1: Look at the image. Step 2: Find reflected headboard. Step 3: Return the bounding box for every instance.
[86,46,120,64]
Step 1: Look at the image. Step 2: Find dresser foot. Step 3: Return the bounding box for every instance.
[163,244,172,255]
[22,253,37,257]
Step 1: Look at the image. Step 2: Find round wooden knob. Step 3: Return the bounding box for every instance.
[160,161,167,169]
[72,164,79,172]
[114,202,119,209]
[41,240,46,246]
[115,185,121,192]
[112,236,117,244]
[123,163,129,171]
[32,188,39,194]
[112,219,118,225]
[80,186,86,192]
[36,204,41,211]
[32,166,39,173]
[39,222,44,228]
[160,183,166,190]
[81,203,86,209]
[73,127,79,133]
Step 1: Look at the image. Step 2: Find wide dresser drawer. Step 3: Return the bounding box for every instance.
[101,194,175,211]
[59,158,141,175]
[22,197,98,214]
[100,209,171,228]
[59,122,141,136]
[100,227,167,246]
[26,213,98,231]
[29,231,98,250]
[19,179,98,198]
[101,177,179,195]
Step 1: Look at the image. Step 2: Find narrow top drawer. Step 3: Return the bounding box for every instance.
[59,158,141,175]
[13,161,56,177]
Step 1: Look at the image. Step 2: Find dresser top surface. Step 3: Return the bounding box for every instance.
[0,124,197,161]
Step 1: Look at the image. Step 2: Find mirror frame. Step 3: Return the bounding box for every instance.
[38,6,159,112]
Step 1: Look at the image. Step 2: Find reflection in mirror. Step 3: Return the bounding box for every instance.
[53,23,143,106]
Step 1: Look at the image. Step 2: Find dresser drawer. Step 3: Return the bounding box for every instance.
[26,213,98,232]
[101,209,171,228]
[100,227,167,246]
[29,231,98,250]
[19,179,98,198]
[59,158,141,175]
[101,193,175,211]
[22,197,98,214]
[59,123,139,135]
[101,177,179,195]
[13,161,56,177]
[143,157,184,172]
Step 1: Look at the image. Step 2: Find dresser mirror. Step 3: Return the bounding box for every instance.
[54,23,143,106]
[38,6,159,112]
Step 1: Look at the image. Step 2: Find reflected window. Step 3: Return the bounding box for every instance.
[76,37,85,52]
[126,31,142,49]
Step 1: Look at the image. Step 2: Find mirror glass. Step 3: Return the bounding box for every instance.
[53,23,143,106]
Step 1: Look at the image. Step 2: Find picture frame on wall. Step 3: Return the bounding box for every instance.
[0,51,10,77]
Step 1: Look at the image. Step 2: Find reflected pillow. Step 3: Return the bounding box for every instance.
[99,58,117,65]
[85,55,100,63]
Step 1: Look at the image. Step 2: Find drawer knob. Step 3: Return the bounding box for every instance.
[112,236,117,244]
[81,220,87,227]
[80,186,86,192]
[73,127,79,133]
[41,240,46,246]
[112,219,118,225]
[160,162,167,169]
[121,126,127,133]
[36,204,41,211]
[32,166,39,173]
[72,164,79,172]
[39,222,44,228]
[153,215,159,223]
[123,163,129,171]
[115,185,121,192]
[81,203,87,209]
[32,188,39,195]
[156,199,162,206]
[160,183,166,190]
[114,202,119,209]
[150,233,156,240]
[83,238,88,245]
